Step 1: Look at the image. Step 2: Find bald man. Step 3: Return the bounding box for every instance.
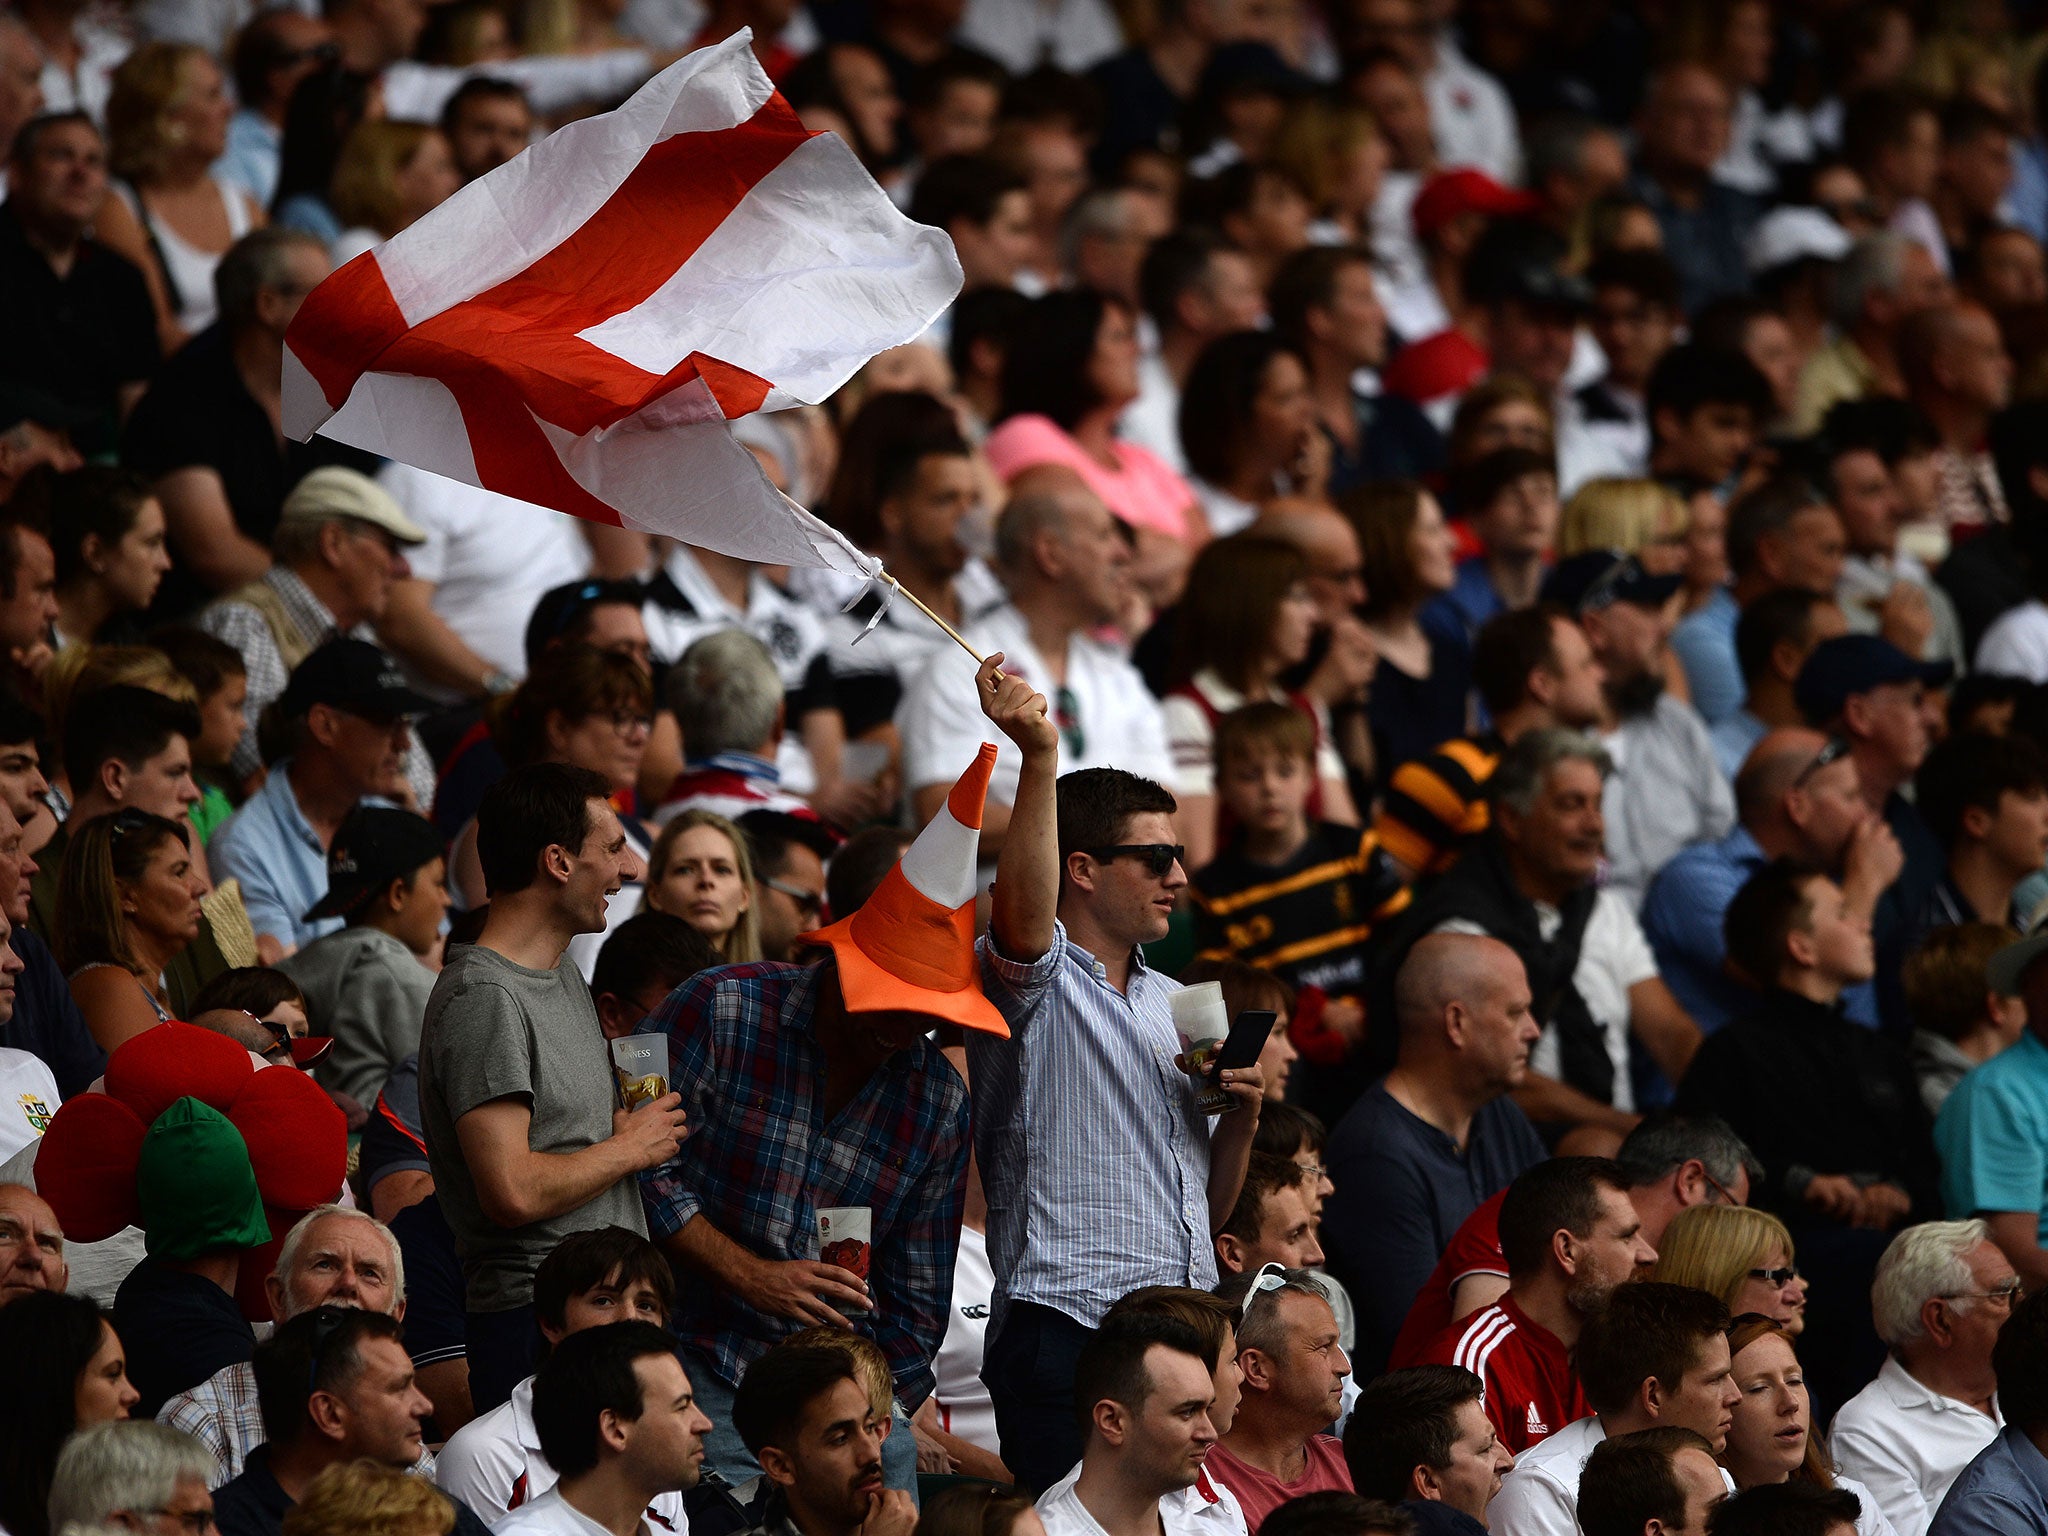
[1642,728,1904,1031]
[0,1183,67,1301]
[1321,933,1549,1372]
[1900,301,2015,536]
[896,466,1174,855]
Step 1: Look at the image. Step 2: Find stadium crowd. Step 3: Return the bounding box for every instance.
[21,3,2048,1536]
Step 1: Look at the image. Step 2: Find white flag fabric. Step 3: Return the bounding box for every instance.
[282,31,961,576]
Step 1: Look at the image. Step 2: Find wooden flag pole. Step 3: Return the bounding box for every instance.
[880,570,1000,675]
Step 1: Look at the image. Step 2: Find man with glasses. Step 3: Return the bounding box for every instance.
[1832,1221,2017,1536]
[737,810,834,964]
[48,1421,219,1536]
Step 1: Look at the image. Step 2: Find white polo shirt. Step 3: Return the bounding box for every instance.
[1831,1356,2002,1536]
[1490,1415,1737,1536]
[1038,1462,1249,1536]
[493,1486,650,1536]
[441,1376,687,1532]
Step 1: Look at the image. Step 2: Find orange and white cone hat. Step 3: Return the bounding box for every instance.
[798,741,1008,1037]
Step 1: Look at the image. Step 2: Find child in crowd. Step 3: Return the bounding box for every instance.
[277,805,451,1117]
[1188,703,1410,1070]
[151,627,251,842]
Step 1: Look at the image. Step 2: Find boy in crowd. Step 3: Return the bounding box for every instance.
[1429,449,1561,641]
[153,626,252,837]
[279,805,451,1114]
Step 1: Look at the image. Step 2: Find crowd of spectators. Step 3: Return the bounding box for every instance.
[23,3,2048,1536]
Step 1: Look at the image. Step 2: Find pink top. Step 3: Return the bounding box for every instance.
[984,413,1198,540]
[1204,1436,1354,1533]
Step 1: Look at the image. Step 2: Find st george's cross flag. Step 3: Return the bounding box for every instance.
[281,31,961,576]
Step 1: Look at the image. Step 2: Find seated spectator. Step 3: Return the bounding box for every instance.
[1431,450,1561,649]
[1927,1286,2048,1536]
[1415,1158,1654,1452]
[1713,1482,1864,1536]
[0,1182,68,1299]
[153,627,253,842]
[1556,480,1688,571]
[731,1332,918,1536]
[1261,1493,1413,1536]
[438,77,534,185]
[1575,1429,1728,1536]
[638,809,761,962]
[1794,233,1949,436]
[0,502,61,705]
[211,639,433,960]
[56,809,207,1050]
[1627,65,1761,313]
[1899,302,2012,540]
[1487,1283,1738,1536]
[587,909,715,1045]
[47,1422,217,1536]
[1384,728,1699,1145]
[437,1227,687,1527]
[1176,331,1329,538]
[1718,1317,1888,1536]
[1672,477,1847,729]
[1708,591,1851,780]
[1904,924,2027,1117]
[195,466,426,796]
[1830,1221,2014,1536]
[278,807,448,1113]
[1351,480,1471,780]
[212,10,336,208]
[160,1204,411,1487]
[282,1462,455,1536]
[1903,732,2048,953]
[1556,252,1683,495]
[0,766,106,1098]
[0,113,160,458]
[1653,1205,1810,1339]
[1093,1285,1255,1523]
[46,467,171,647]
[907,155,1033,294]
[1324,933,1548,1373]
[1165,537,1359,867]
[1119,231,1266,475]
[659,629,821,825]
[919,1485,1043,1536]
[898,470,1173,855]
[734,810,834,964]
[0,1291,142,1536]
[1642,728,1899,1033]
[1544,551,1735,908]
[418,762,679,1413]
[214,1306,489,1536]
[1206,1267,1355,1530]
[327,120,459,264]
[1375,605,1606,882]
[1035,1312,1227,1536]
[1345,1365,1511,1530]
[1216,1155,1326,1277]
[983,289,1202,603]
[493,1319,710,1536]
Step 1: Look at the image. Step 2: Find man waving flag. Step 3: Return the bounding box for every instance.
[282,31,960,578]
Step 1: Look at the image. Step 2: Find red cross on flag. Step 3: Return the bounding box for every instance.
[281,31,961,576]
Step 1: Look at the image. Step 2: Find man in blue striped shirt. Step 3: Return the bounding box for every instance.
[971,735,1267,1491]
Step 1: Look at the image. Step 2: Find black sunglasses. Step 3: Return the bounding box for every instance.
[1085,843,1185,877]
[1793,737,1851,788]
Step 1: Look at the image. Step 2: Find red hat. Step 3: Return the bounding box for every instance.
[228,1065,348,1211]
[37,1094,149,1241]
[105,1020,254,1124]
[1412,168,1540,240]
[797,743,1008,1037]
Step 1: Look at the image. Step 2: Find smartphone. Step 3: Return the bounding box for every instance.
[1211,1009,1277,1075]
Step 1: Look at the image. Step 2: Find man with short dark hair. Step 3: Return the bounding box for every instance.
[1713,1482,1862,1536]
[1118,230,1268,475]
[1559,251,1683,495]
[1645,345,1773,494]
[589,911,716,1043]
[1576,1428,1726,1536]
[1927,1288,2048,1536]
[907,154,1034,293]
[493,1320,710,1536]
[1708,591,1850,778]
[1345,1365,1511,1528]
[1216,1155,1325,1276]
[735,809,833,964]
[1907,732,2048,942]
[730,1334,917,1536]
[1489,1285,1736,1536]
[439,77,533,183]
[1416,1159,1656,1453]
[1628,65,1761,313]
[418,761,682,1414]
[0,506,58,691]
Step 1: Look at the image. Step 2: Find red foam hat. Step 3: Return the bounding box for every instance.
[38,1094,149,1241]
[228,1066,349,1210]
[105,1020,254,1124]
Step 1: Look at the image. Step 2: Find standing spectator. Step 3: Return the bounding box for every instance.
[1927,1289,2048,1536]
[210,640,432,959]
[1485,1283,1738,1536]
[1323,933,1547,1373]
[0,113,160,456]
[47,467,171,648]
[1207,1268,1355,1530]
[1795,235,1951,435]
[1899,303,2013,538]
[1830,1221,2014,1536]
[417,762,683,1413]
[1575,1429,1729,1536]
[1628,65,1762,314]
[1345,1365,1512,1528]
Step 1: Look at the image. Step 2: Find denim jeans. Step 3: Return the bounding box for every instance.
[681,1348,919,1501]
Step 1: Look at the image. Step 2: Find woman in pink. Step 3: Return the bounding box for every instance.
[985,289,1206,603]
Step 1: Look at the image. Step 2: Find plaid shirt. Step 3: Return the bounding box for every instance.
[636,961,969,1405]
[159,1361,434,1487]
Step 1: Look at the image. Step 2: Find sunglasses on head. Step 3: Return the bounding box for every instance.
[1793,737,1851,788]
[1084,843,1184,877]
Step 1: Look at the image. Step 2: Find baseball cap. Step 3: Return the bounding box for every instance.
[1793,634,1955,726]
[279,638,438,721]
[1540,550,1685,614]
[1744,206,1853,275]
[279,467,428,546]
[1988,929,2048,997]
[304,805,447,921]
[1412,168,1541,241]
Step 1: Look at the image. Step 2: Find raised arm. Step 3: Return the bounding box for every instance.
[982,654,1059,963]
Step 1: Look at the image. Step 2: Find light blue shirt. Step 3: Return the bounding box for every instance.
[1711,707,1768,780]
[1670,586,1745,724]
[210,763,387,952]
[970,922,1214,1336]
[212,109,280,211]
[1936,1029,2048,1242]
[1929,1425,2048,1536]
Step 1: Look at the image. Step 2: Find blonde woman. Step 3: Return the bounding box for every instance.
[281,1460,456,1536]
[329,121,460,263]
[1269,98,1389,247]
[97,43,265,347]
[644,810,762,963]
[1653,1204,1809,1336]
[1559,478,1691,573]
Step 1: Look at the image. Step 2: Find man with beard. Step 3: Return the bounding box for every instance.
[732,1335,920,1536]
[1542,552,1734,910]
[1415,1158,1658,1454]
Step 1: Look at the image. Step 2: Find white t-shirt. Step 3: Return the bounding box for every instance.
[931,1225,998,1456]
[1039,1463,1249,1536]
[1978,598,2048,682]
[378,463,591,699]
[1424,41,1522,183]
[443,1377,687,1532]
[1121,353,1187,475]
[491,1486,660,1536]
[0,1048,58,1165]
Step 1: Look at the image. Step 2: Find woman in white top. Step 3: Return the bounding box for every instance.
[96,43,262,349]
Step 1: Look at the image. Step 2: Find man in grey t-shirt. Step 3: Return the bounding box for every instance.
[419,762,687,1414]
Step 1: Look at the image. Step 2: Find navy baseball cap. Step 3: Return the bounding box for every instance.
[279,638,437,721]
[1540,551,1684,615]
[1794,634,1954,726]
[304,805,446,921]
